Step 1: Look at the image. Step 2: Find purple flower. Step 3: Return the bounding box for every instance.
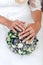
[12,38,20,45]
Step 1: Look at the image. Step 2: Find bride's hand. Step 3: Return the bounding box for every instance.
[19,22,41,43]
[6,20,25,32]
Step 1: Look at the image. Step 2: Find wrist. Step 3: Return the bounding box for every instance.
[0,16,12,27]
[5,20,12,28]
[35,21,41,30]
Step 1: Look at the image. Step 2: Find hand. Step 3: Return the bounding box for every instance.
[19,22,41,43]
[6,20,25,32]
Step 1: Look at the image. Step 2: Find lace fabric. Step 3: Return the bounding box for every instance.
[29,0,41,11]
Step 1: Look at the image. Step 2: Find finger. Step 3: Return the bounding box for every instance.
[29,29,34,34]
[16,20,25,28]
[26,24,31,29]
[15,20,25,30]
[14,26,22,32]
[22,33,35,43]
[19,27,32,36]
[12,28,16,33]
[16,24,25,31]
[19,32,30,39]
[20,21,26,29]
[19,29,34,39]
[29,36,34,44]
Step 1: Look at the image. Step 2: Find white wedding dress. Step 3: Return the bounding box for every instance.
[0,0,42,65]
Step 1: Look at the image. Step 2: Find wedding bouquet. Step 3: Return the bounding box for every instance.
[6,30,38,55]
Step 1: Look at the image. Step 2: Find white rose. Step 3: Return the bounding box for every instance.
[18,43,23,48]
